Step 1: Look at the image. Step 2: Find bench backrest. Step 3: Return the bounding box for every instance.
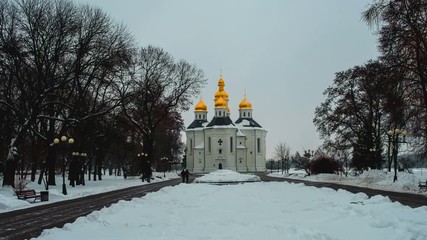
[16,189,36,196]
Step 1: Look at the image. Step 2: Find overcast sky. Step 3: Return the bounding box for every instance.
[75,0,379,158]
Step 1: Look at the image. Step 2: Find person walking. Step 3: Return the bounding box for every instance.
[184,169,190,183]
[180,169,186,183]
[181,169,190,183]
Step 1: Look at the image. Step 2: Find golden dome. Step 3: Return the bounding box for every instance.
[218,77,225,88]
[214,90,229,100]
[215,96,227,108]
[239,96,252,109]
[194,98,207,112]
[214,74,229,101]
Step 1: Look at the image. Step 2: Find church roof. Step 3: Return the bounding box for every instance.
[237,129,245,137]
[206,116,235,127]
[235,117,262,128]
[187,119,208,129]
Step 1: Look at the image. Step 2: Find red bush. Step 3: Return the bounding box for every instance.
[310,156,340,175]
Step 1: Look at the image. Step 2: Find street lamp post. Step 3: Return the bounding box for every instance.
[387,128,408,182]
[285,156,289,174]
[53,136,74,195]
[387,133,392,172]
[137,153,149,182]
[369,146,376,164]
[161,157,168,177]
[72,152,87,186]
[270,159,273,173]
[281,158,284,174]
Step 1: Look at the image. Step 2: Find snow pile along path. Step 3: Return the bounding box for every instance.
[193,169,261,183]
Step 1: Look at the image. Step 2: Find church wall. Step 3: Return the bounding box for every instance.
[235,135,247,172]
[240,128,267,172]
[185,131,193,171]
[185,129,206,172]
[187,127,267,173]
[236,148,247,172]
[193,148,205,172]
[203,128,237,172]
[256,129,267,171]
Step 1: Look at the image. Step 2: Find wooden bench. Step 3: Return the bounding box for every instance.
[16,189,41,202]
[418,181,427,192]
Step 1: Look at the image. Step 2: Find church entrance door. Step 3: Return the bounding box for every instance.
[218,163,223,169]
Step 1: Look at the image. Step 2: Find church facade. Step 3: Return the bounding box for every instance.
[185,74,267,173]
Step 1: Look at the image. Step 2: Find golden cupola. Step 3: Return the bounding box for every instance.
[194,98,207,112]
[215,96,227,108]
[214,75,229,101]
[239,96,252,109]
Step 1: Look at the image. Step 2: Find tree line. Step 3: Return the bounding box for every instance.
[313,0,427,172]
[0,0,206,187]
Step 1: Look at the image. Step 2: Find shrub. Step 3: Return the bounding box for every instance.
[310,156,340,175]
[292,156,311,175]
[14,178,30,192]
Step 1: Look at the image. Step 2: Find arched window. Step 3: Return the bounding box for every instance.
[243,112,246,117]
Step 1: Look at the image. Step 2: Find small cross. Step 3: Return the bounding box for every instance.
[218,139,223,145]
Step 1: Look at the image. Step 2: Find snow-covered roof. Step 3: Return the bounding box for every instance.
[237,129,245,137]
[206,116,234,127]
[194,143,204,149]
[235,117,262,128]
[187,119,209,129]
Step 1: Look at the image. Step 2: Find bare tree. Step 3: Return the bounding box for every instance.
[0,0,134,186]
[122,46,206,180]
[363,0,427,156]
[313,60,410,171]
[274,142,290,174]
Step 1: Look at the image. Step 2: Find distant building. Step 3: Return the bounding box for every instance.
[185,74,267,173]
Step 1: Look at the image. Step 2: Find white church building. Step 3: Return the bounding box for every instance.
[185,74,267,173]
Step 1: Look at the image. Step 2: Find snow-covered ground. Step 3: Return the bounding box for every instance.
[194,169,261,183]
[269,168,427,193]
[0,169,426,239]
[0,171,179,213]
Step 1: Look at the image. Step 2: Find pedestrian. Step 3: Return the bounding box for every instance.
[142,161,152,183]
[180,169,186,182]
[184,169,190,183]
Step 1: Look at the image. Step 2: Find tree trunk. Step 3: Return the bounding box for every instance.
[88,159,91,181]
[3,160,17,186]
[45,146,57,186]
[47,119,57,186]
[31,161,37,182]
[3,137,21,186]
